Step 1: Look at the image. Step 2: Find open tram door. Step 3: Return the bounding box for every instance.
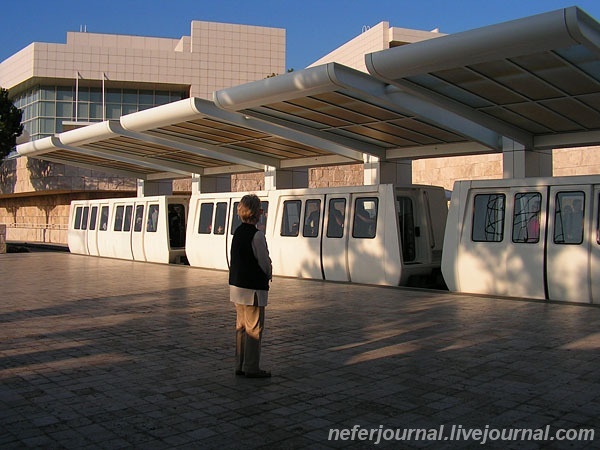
[546,185,593,303]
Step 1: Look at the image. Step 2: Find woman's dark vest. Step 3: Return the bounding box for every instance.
[229,223,270,290]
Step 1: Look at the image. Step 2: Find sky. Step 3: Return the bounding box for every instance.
[2,0,600,71]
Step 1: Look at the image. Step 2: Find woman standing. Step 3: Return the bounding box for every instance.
[229,194,272,378]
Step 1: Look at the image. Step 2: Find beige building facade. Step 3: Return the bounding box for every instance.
[0,21,285,244]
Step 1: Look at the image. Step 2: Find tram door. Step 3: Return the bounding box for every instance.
[86,205,100,256]
[131,201,146,261]
[505,189,546,299]
[322,195,350,282]
[546,185,593,303]
[591,187,600,304]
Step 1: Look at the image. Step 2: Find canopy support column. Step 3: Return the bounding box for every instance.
[137,179,173,196]
[502,138,552,178]
[191,173,231,194]
[364,155,412,185]
[264,166,308,190]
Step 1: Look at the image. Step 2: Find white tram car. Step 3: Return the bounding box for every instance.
[441,175,600,304]
[67,184,448,286]
[186,184,447,286]
[68,195,189,264]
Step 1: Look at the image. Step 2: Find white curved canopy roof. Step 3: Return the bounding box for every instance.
[15,6,600,180]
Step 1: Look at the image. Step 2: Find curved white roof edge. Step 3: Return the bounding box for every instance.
[16,136,57,157]
[213,63,356,111]
[120,97,202,131]
[365,7,600,80]
[59,120,118,146]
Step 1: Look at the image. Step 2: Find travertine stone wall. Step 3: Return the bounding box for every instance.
[553,147,600,176]
[413,154,504,191]
[309,164,363,188]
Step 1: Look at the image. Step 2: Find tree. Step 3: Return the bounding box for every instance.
[0,88,23,161]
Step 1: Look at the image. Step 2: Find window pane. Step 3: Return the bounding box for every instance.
[139,90,153,104]
[554,191,584,244]
[472,194,505,242]
[134,205,144,232]
[106,89,121,103]
[89,206,98,231]
[123,89,138,104]
[40,101,55,116]
[99,206,109,231]
[74,207,83,230]
[303,199,321,237]
[40,87,56,100]
[114,206,124,231]
[512,193,541,243]
[56,102,73,118]
[147,205,159,232]
[353,197,378,238]
[198,203,214,234]
[122,104,138,115]
[327,198,346,238]
[214,202,227,235]
[257,201,269,233]
[281,200,301,236]
[123,205,133,232]
[56,87,74,101]
[81,207,89,231]
[90,103,103,119]
[106,103,121,119]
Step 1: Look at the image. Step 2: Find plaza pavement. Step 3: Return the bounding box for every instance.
[0,251,598,449]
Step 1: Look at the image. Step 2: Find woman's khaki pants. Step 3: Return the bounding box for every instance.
[235,302,265,373]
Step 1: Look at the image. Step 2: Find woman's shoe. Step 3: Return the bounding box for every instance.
[245,370,271,378]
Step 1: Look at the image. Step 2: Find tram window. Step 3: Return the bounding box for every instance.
[73,207,83,230]
[214,202,227,235]
[472,194,505,242]
[81,207,89,231]
[89,206,98,231]
[123,205,133,232]
[258,201,269,233]
[326,198,346,238]
[147,205,159,232]
[231,202,241,234]
[99,206,109,231]
[169,204,186,248]
[554,191,584,244]
[353,197,378,239]
[281,200,301,237]
[133,205,144,232]
[512,193,541,243]
[198,203,214,234]
[114,206,125,231]
[397,196,416,262]
[231,200,268,234]
[303,199,321,237]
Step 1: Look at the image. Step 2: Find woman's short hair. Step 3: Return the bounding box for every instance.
[237,194,261,223]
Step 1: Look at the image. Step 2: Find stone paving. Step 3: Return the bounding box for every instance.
[0,252,599,449]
